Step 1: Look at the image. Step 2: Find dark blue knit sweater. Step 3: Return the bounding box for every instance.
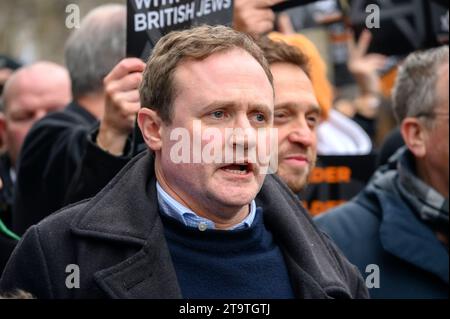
[160,208,295,299]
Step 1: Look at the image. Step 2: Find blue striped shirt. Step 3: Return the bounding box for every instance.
[156,182,256,231]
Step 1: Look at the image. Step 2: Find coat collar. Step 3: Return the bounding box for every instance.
[66,101,98,125]
[70,150,359,298]
[367,149,449,284]
[377,190,449,284]
[71,151,159,244]
[71,151,182,298]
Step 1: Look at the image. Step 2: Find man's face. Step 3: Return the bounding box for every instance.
[424,63,449,197]
[157,49,274,218]
[2,70,71,166]
[271,62,320,193]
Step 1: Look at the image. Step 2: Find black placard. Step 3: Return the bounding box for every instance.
[127,0,234,61]
[272,0,318,12]
[348,0,448,56]
[300,154,378,216]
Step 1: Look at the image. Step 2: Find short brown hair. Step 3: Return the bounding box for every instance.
[139,25,273,124]
[257,36,310,78]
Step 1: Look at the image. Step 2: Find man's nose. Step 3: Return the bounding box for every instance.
[230,115,257,150]
[287,118,314,148]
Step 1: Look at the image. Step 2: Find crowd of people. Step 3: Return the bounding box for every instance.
[0,1,448,299]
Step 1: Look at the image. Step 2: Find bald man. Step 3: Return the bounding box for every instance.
[0,62,71,230]
[1,62,71,166]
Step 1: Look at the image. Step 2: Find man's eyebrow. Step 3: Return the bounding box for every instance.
[203,101,235,111]
[203,101,273,116]
[275,102,322,115]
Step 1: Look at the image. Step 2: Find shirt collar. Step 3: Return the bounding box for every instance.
[156,182,256,231]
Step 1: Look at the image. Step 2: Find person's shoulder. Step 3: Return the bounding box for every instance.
[314,199,380,244]
[31,104,87,133]
[31,198,92,238]
[19,103,96,158]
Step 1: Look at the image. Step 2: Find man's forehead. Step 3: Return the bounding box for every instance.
[171,50,274,108]
[271,63,319,110]
[271,63,311,87]
[6,82,69,115]
[8,70,67,97]
[273,80,319,111]
[174,49,270,87]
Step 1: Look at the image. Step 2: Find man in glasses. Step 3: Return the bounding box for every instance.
[316,45,449,298]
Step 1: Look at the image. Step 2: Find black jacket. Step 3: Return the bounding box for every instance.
[1,151,368,299]
[0,233,16,277]
[13,102,131,235]
[0,154,14,228]
[0,154,18,276]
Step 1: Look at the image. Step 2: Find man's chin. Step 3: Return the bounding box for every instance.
[278,172,309,193]
[288,180,309,193]
[210,188,257,209]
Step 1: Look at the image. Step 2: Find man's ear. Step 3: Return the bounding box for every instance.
[401,117,427,158]
[0,112,7,151]
[137,108,163,151]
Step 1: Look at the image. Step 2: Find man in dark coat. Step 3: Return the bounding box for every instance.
[0,26,368,299]
[0,62,71,274]
[315,46,449,298]
[0,62,71,228]
[12,4,145,235]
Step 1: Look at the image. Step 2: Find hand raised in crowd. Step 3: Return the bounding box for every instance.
[347,29,387,118]
[276,12,296,35]
[233,0,286,38]
[97,58,146,156]
[347,29,387,95]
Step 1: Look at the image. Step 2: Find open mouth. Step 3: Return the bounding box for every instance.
[220,163,253,175]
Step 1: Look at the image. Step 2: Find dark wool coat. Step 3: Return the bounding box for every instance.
[2,151,368,299]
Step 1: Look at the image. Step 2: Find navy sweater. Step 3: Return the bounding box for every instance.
[160,208,295,299]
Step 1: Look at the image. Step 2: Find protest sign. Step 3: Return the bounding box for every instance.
[300,154,378,216]
[127,0,234,61]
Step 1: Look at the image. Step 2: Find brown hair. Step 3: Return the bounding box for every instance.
[139,25,273,124]
[256,36,311,78]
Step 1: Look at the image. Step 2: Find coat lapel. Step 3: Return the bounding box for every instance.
[71,151,182,298]
[257,174,355,298]
[93,220,182,299]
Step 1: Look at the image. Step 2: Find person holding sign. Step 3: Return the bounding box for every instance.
[1,26,367,299]
[316,46,449,298]
[233,0,287,39]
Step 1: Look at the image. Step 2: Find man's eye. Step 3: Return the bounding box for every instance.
[254,113,266,122]
[12,112,33,122]
[211,111,225,119]
[274,112,287,119]
[274,111,289,123]
[307,115,320,127]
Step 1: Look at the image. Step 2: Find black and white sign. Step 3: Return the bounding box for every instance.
[127,0,234,61]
